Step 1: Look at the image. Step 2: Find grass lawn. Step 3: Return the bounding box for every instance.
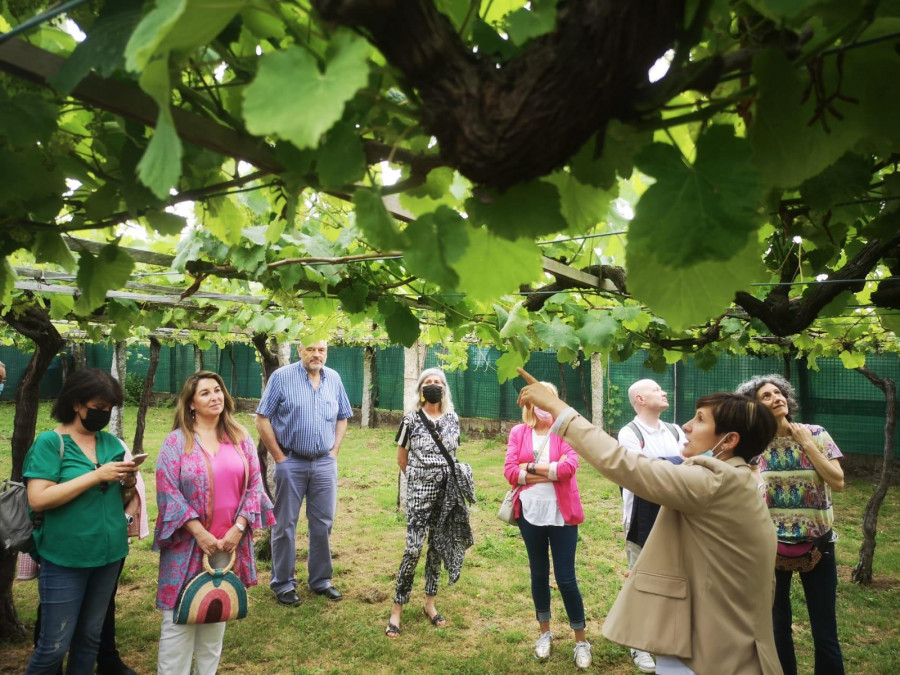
[1,402,898,673]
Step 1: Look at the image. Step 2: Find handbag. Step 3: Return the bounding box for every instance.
[173,551,248,625]
[417,410,476,504]
[498,432,551,525]
[774,532,831,573]
[0,433,65,553]
[497,486,522,525]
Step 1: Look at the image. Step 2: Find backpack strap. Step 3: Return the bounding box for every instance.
[626,421,645,449]
[663,422,680,443]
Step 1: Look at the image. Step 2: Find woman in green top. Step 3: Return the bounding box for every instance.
[24,368,138,675]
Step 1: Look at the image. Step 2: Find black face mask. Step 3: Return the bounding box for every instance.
[80,407,112,432]
[422,384,443,404]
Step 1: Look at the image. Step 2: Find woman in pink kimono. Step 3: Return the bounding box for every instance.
[154,371,275,675]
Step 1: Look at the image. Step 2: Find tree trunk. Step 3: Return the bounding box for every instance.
[851,367,896,585]
[193,344,203,373]
[132,337,161,455]
[361,345,375,428]
[0,304,64,641]
[109,340,126,440]
[252,333,283,501]
[590,353,605,428]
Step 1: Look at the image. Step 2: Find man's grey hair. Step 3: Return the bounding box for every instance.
[735,373,799,419]
[413,367,455,415]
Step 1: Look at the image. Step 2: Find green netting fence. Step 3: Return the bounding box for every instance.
[0,344,897,458]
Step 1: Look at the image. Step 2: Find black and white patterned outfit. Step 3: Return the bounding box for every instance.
[393,410,468,605]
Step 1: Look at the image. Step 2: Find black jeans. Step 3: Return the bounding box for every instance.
[772,539,844,675]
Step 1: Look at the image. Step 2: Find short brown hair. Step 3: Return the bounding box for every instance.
[695,392,777,462]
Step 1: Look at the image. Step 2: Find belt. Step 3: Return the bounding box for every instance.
[285,449,328,460]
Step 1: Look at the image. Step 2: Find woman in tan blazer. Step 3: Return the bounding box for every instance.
[517,368,783,675]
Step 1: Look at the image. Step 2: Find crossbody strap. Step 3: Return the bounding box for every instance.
[416,410,456,468]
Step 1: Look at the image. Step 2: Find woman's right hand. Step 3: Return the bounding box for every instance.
[193,529,220,556]
[94,460,137,485]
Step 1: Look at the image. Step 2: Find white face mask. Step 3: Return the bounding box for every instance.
[702,433,730,459]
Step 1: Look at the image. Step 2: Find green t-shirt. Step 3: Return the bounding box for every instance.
[23,430,129,568]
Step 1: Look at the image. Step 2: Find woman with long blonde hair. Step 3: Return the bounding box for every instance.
[153,371,275,674]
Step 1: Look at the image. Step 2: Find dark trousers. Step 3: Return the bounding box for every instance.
[773,540,844,675]
[518,516,585,630]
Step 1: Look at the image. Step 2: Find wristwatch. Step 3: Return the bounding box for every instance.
[235,522,246,533]
[125,514,135,526]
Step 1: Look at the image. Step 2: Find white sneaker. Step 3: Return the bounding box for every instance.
[574,641,592,669]
[631,648,656,673]
[533,631,552,660]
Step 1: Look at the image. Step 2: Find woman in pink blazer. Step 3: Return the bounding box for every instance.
[504,381,591,670]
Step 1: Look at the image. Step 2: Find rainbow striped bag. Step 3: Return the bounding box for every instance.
[173,552,248,625]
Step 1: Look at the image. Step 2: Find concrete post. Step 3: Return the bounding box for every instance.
[590,353,605,428]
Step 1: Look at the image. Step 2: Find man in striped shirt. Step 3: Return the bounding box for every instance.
[256,340,353,606]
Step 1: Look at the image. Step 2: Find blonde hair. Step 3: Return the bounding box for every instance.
[521,381,558,427]
[412,367,455,415]
[173,371,247,454]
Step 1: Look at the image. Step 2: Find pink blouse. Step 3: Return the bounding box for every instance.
[208,442,245,538]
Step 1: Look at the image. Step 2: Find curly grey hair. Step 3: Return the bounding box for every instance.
[735,373,799,419]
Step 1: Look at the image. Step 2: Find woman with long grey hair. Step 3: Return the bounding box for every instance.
[736,374,845,675]
[386,368,470,638]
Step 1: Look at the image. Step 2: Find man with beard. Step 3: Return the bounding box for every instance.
[256,340,352,606]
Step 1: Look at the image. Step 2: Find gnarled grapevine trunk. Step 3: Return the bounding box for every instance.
[852,367,896,585]
[0,304,64,640]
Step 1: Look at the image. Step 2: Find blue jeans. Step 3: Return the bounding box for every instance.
[773,540,844,675]
[518,516,585,630]
[26,559,122,675]
[270,454,338,594]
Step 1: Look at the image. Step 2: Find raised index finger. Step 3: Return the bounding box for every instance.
[516,367,538,385]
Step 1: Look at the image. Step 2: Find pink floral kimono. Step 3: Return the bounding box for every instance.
[153,428,275,609]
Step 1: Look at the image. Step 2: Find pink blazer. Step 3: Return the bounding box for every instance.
[504,423,584,525]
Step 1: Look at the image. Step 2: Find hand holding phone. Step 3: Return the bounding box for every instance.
[131,453,150,467]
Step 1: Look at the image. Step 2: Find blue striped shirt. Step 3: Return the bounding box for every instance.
[256,362,352,458]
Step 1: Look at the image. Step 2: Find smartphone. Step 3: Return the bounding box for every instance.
[131,453,150,467]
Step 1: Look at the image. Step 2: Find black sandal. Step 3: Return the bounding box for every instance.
[385,621,401,638]
[423,608,446,627]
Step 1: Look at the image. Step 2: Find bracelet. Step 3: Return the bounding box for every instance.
[527,463,536,474]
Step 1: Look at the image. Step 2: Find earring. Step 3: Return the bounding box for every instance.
[190,408,195,419]
[420,394,425,403]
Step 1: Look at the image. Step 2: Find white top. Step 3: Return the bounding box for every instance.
[520,431,564,527]
[617,416,686,530]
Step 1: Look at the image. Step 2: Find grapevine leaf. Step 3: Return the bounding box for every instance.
[496,350,526,384]
[48,0,142,93]
[144,210,186,236]
[499,302,531,338]
[571,121,653,189]
[377,296,420,347]
[575,313,618,356]
[466,180,566,241]
[534,317,579,352]
[838,350,865,369]
[749,50,864,187]
[207,197,244,246]
[451,228,543,303]
[243,34,369,149]
[547,171,618,232]
[317,121,366,189]
[630,125,764,268]
[337,278,371,314]
[629,237,767,331]
[32,232,76,272]
[403,207,467,288]
[49,294,75,320]
[353,189,410,250]
[799,153,872,211]
[135,59,183,199]
[74,246,135,315]
[0,91,58,147]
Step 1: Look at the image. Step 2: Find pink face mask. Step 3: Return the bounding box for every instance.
[533,406,553,424]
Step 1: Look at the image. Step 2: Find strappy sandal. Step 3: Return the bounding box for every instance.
[385,621,401,638]
[423,608,447,627]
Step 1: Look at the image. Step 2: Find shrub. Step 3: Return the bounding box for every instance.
[123,373,145,405]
